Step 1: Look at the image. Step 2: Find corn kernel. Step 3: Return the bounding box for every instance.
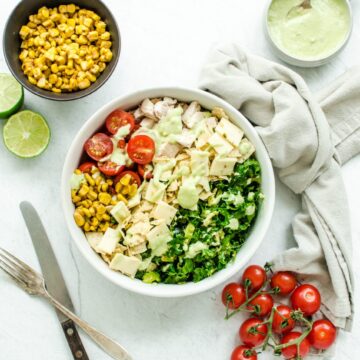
[78,185,90,197]
[120,174,131,186]
[99,193,111,205]
[74,212,85,227]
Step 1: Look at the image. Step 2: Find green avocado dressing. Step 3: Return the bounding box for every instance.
[268,0,351,60]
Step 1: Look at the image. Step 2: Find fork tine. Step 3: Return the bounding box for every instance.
[0,259,28,288]
[0,247,39,276]
[0,251,33,283]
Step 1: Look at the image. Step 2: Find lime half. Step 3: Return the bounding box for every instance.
[3,110,50,158]
[0,73,24,119]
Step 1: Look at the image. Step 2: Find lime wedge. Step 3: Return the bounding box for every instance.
[0,73,24,119]
[3,110,50,158]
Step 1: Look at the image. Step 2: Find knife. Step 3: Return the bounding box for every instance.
[20,201,89,360]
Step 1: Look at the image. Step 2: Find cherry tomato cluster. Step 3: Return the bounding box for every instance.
[81,108,155,181]
[222,264,337,360]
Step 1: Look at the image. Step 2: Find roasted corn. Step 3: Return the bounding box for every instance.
[19,4,113,93]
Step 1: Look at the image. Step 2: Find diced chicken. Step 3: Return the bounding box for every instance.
[154,101,172,119]
[110,201,130,224]
[207,133,234,155]
[140,98,156,120]
[184,111,204,129]
[190,150,210,177]
[158,142,182,158]
[109,253,141,277]
[175,128,197,147]
[196,126,213,149]
[216,118,244,147]
[96,228,120,255]
[182,101,200,128]
[209,157,238,176]
[140,118,155,129]
[206,116,218,130]
[133,108,144,120]
[151,200,177,225]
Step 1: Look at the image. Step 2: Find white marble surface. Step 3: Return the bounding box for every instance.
[0,0,359,359]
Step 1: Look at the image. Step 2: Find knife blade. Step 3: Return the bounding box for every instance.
[20,201,89,360]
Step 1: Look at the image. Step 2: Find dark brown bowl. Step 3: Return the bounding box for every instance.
[3,0,120,101]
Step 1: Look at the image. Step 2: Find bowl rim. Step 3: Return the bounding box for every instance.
[61,86,275,297]
[3,0,121,101]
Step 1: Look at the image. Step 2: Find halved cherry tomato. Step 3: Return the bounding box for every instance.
[272,305,295,335]
[138,164,153,180]
[291,284,321,316]
[78,162,96,173]
[242,265,267,292]
[114,170,141,187]
[281,332,310,359]
[98,161,125,177]
[271,271,297,296]
[105,109,135,135]
[308,319,336,350]
[239,318,267,347]
[84,133,113,161]
[231,345,257,360]
[247,293,273,317]
[127,135,155,165]
[117,139,126,149]
[222,283,246,310]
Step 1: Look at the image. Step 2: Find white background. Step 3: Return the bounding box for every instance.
[0,1,359,359]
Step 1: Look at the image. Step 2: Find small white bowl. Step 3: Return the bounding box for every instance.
[264,0,353,68]
[61,87,275,298]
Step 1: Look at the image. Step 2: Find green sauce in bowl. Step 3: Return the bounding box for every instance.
[267,0,351,61]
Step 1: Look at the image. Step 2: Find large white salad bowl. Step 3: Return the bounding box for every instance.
[61,87,275,298]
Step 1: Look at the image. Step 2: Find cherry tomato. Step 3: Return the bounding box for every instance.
[114,170,141,187]
[231,345,257,360]
[105,109,135,135]
[84,133,113,161]
[239,318,267,347]
[98,161,124,177]
[78,162,96,173]
[242,265,267,292]
[222,283,246,310]
[291,284,321,316]
[281,331,310,359]
[270,271,297,296]
[138,164,153,180]
[272,305,295,335]
[247,293,274,317]
[127,135,155,165]
[308,319,336,350]
[117,139,126,149]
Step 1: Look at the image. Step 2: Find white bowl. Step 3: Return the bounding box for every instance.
[61,87,275,298]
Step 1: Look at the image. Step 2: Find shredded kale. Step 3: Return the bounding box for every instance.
[136,158,263,284]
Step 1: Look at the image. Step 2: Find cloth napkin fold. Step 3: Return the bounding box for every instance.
[199,44,360,331]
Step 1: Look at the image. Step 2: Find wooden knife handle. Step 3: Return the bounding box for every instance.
[62,319,89,360]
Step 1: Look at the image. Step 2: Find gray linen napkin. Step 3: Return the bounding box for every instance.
[199,44,360,331]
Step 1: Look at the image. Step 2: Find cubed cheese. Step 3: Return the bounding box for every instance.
[144,180,166,203]
[127,221,152,236]
[96,228,120,254]
[123,233,146,247]
[190,150,209,177]
[127,193,141,208]
[110,201,130,223]
[152,201,177,225]
[195,125,213,149]
[216,118,244,147]
[109,253,141,277]
[128,242,147,256]
[146,223,172,256]
[207,132,233,155]
[158,142,182,158]
[209,157,237,176]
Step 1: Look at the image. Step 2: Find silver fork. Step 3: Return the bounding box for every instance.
[0,247,133,360]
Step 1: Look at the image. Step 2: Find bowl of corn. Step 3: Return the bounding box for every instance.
[3,0,120,101]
